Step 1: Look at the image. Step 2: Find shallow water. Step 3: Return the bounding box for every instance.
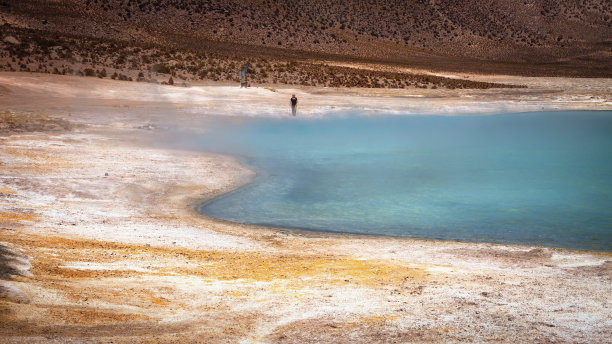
[196,111,612,251]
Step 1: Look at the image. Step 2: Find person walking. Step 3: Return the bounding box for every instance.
[290,94,298,116]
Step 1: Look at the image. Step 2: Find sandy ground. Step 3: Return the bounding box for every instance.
[0,72,611,119]
[1,72,611,343]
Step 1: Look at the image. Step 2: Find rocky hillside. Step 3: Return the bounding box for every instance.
[0,0,610,81]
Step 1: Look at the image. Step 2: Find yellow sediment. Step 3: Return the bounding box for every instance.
[0,186,16,194]
[225,291,247,298]
[0,211,37,223]
[2,234,424,286]
[3,149,46,159]
[1,149,77,170]
[358,314,403,325]
[0,229,426,334]
[150,296,171,306]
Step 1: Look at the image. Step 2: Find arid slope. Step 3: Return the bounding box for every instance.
[1,0,611,78]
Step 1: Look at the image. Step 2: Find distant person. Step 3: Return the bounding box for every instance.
[290,94,298,116]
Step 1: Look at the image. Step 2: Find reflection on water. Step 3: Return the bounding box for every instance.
[195,111,612,251]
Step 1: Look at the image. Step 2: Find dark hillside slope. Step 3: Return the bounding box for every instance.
[1,0,611,77]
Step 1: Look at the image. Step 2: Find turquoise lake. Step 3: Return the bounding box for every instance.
[195,111,612,251]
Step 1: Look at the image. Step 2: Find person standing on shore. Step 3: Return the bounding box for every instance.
[290,94,298,116]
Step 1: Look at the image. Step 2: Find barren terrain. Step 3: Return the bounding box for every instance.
[1,0,611,91]
[4,0,611,65]
[0,73,611,343]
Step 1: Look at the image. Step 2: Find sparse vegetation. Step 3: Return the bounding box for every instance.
[0,0,609,85]
[83,68,95,77]
[151,64,171,74]
[0,26,525,89]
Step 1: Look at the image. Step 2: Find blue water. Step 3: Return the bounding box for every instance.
[196,111,612,251]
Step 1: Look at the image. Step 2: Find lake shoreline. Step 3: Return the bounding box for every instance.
[196,112,612,252]
[1,72,611,343]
